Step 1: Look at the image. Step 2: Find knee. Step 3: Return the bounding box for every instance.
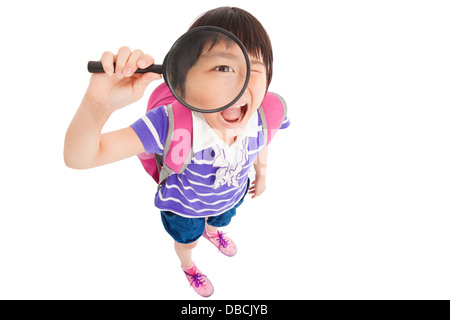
[175,240,198,250]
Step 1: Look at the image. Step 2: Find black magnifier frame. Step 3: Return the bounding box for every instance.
[87,26,251,114]
[165,26,251,113]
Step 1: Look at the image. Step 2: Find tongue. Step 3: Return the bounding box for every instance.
[221,107,241,122]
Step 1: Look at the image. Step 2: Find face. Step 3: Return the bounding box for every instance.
[202,53,266,141]
[183,40,267,142]
[183,39,248,111]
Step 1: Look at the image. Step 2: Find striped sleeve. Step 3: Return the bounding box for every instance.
[280,116,290,129]
[130,105,169,154]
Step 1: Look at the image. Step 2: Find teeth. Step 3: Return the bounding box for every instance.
[230,103,247,109]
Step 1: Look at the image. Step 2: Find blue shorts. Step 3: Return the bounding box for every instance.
[160,180,250,244]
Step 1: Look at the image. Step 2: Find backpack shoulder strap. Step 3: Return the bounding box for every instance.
[158,101,193,185]
[257,92,287,146]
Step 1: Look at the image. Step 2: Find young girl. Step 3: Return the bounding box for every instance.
[64,6,289,297]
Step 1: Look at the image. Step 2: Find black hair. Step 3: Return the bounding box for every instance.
[189,7,273,89]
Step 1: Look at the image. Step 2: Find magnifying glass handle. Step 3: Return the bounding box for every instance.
[87,61,164,74]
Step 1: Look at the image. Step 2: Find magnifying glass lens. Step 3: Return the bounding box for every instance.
[166,30,249,113]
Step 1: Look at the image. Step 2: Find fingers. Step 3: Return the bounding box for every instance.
[137,53,155,69]
[248,179,266,199]
[101,51,115,76]
[249,180,256,192]
[138,56,162,83]
[100,47,158,79]
[123,49,147,77]
[248,183,257,198]
[249,190,262,199]
[114,46,132,78]
[134,72,162,94]
[111,47,156,79]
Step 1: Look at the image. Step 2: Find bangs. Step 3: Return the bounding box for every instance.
[189,7,273,88]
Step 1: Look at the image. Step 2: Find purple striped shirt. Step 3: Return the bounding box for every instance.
[131,105,290,218]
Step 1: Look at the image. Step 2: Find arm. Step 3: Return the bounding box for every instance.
[64,47,161,169]
[64,99,144,169]
[249,145,268,199]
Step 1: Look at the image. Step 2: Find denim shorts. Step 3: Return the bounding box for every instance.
[160,179,250,244]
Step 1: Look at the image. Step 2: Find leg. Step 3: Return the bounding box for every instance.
[160,212,213,297]
[161,211,204,268]
[205,218,218,234]
[203,210,238,257]
[174,240,198,268]
[175,239,214,297]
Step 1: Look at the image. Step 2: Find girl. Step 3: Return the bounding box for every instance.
[64,6,289,297]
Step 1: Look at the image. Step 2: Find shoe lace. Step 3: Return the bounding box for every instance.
[185,271,206,288]
[216,231,229,250]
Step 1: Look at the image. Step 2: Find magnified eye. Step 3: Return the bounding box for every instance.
[214,65,235,72]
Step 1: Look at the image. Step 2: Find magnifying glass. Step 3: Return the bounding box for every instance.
[87,26,251,113]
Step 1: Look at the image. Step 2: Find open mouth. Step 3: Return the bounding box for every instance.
[220,103,248,125]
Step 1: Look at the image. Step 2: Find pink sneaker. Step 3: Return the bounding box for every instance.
[203,229,237,257]
[182,263,214,298]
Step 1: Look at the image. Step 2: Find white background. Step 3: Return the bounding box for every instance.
[0,0,449,300]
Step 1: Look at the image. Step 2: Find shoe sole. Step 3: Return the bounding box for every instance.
[184,268,214,298]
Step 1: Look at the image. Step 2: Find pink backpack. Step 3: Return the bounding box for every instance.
[137,83,287,185]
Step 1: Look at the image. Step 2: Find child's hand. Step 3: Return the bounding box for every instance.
[85,47,162,112]
[249,174,266,199]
